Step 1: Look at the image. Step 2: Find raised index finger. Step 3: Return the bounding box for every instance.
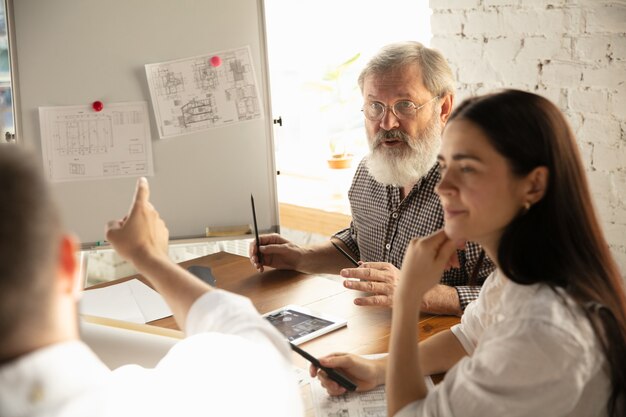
[129,177,149,214]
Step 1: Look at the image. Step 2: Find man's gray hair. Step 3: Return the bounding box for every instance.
[358,41,455,97]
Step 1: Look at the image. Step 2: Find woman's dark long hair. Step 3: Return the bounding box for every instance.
[448,90,626,416]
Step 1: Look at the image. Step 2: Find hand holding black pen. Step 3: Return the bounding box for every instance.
[250,194,263,264]
[290,343,357,392]
[248,232,304,273]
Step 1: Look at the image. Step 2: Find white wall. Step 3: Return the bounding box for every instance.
[430,0,626,278]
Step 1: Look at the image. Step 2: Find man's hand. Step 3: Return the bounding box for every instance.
[248,233,304,272]
[105,177,169,266]
[105,177,211,329]
[340,262,400,307]
[310,353,386,396]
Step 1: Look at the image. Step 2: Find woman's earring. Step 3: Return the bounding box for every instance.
[523,201,531,213]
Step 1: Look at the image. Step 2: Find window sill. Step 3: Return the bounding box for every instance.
[277,173,352,235]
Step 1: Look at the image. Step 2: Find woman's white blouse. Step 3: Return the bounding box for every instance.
[397,270,610,417]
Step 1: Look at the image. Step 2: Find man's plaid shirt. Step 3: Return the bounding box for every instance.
[334,158,495,310]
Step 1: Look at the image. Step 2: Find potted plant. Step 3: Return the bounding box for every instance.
[327,137,353,169]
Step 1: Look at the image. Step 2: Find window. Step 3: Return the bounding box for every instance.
[264,0,432,213]
[0,0,14,143]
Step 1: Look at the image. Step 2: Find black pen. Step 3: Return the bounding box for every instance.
[331,240,359,267]
[250,194,263,264]
[290,343,357,392]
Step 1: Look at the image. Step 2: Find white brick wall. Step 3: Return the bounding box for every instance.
[430,0,626,279]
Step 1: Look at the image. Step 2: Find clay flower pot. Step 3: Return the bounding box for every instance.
[327,154,353,169]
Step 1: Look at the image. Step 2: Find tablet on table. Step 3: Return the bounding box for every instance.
[263,304,347,345]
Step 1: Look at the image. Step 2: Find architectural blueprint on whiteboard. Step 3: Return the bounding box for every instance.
[38,101,154,182]
[145,46,263,139]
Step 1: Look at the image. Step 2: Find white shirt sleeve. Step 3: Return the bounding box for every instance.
[395,319,596,417]
[450,324,475,356]
[450,279,490,356]
[130,290,304,417]
[184,289,291,360]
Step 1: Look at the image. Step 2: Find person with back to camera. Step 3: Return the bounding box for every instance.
[250,41,494,316]
[312,90,626,417]
[0,147,303,417]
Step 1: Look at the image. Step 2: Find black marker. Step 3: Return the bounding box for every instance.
[290,343,357,392]
[331,240,359,267]
[250,194,263,264]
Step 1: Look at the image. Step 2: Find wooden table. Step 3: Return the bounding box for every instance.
[89,251,460,415]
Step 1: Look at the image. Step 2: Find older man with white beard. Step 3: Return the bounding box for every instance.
[250,42,493,315]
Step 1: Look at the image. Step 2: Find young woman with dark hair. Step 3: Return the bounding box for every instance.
[312,90,626,417]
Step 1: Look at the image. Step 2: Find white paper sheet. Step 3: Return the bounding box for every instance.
[80,320,179,369]
[80,279,172,324]
[38,101,153,182]
[293,365,312,387]
[145,46,263,138]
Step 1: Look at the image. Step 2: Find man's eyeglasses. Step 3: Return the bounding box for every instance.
[361,96,440,121]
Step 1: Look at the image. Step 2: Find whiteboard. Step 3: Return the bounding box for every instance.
[10,0,279,246]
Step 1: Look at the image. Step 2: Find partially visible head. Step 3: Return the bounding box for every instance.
[0,147,64,348]
[357,41,455,98]
[359,41,455,186]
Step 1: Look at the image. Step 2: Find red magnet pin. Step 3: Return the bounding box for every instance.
[92,100,104,112]
[210,55,222,67]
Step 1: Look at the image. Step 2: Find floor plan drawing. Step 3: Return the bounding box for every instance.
[69,163,86,175]
[192,59,219,91]
[145,46,263,138]
[153,68,185,97]
[39,101,153,182]
[55,118,112,156]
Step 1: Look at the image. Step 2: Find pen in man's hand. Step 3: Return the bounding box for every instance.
[290,343,357,391]
[251,194,263,264]
[331,240,359,267]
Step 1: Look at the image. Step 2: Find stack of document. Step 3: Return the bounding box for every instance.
[80,279,172,324]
